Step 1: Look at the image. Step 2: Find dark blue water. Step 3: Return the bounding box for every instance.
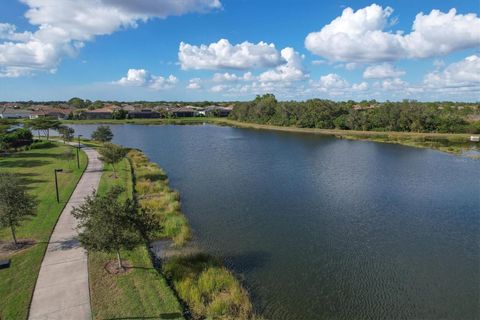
[70,124,480,320]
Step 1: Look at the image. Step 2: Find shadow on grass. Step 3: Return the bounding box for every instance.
[142,172,168,182]
[0,159,50,168]
[12,172,48,186]
[6,152,62,159]
[104,313,183,319]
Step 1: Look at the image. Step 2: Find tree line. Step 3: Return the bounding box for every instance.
[229,94,480,134]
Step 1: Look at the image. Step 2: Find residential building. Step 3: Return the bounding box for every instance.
[0,106,31,119]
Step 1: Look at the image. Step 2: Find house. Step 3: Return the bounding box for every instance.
[470,136,480,142]
[84,106,114,119]
[0,107,31,119]
[120,104,136,112]
[170,106,198,117]
[205,105,233,117]
[128,109,160,119]
[29,107,72,120]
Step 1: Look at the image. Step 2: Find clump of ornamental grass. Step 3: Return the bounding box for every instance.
[128,150,190,246]
[163,254,255,320]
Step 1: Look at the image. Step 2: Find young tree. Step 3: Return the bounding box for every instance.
[98,143,127,178]
[68,97,86,109]
[72,187,142,270]
[0,119,17,135]
[0,172,36,245]
[58,125,75,143]
[91,125,113,143]
[0,128,33,152]
[27,117,61,140]
[63,148,75,169]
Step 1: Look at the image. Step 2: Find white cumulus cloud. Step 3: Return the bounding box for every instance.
[212,72,253,82]
[363,63,405,79]
[0,0,221,77]
[116,69,177,90]
[423,55,480,92]
[187,78,202,90]
[178,39,284,70]
[258,47,308,82]
[305,4,480,63]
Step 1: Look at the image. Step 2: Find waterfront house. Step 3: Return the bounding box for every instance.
[128,109,161,119]
[470,135,480,142]
[84,106,114,119]
[0,106,31,119]
[205,105,232,117]
[170,106,198,117]
[29,107,72,120]
[120,104,136,112]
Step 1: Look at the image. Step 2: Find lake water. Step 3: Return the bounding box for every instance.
[69,124,480,319]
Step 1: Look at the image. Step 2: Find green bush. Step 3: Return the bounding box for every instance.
[164,254,254,320]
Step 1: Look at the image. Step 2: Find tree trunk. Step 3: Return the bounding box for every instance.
[116,250,123,270]
[112,164,117,178]
[11,225,17,245]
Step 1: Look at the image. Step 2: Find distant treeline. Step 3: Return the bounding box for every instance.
[229,94,480,134]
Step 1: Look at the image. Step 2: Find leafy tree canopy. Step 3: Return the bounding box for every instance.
[0,172,36,244]
[91,125,113,143]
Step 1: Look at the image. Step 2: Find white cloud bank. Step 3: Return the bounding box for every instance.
[0,0,221,77]
[363,63,405,79]
[258,47,307,82]
[423,55,480,92]
[305,4,480,63]
[116,69,177,90]
[179,39,284,70]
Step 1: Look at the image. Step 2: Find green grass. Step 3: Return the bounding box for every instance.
[89,156,184,320]
[164,254,256,320]
[129,150,190,246]
[0,141,87,320]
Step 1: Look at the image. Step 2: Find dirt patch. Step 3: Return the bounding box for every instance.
[0,239,36,257]
[104,260,133,275]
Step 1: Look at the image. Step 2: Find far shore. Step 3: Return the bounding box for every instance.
[61,117,479,155]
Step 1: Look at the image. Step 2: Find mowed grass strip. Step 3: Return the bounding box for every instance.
[0,141,88,320]
[89,157,184,320]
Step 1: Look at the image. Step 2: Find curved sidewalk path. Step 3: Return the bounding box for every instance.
[29,146,102,320]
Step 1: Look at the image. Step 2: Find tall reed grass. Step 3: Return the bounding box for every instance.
[128,150,190,246]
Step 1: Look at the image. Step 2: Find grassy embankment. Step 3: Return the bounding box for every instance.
[62,117,478,155]
[0,141,87,320]
[129,149,257,319]
[88,155,184,319]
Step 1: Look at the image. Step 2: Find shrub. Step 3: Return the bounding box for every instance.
[128,150,191,246]
[164,254,254,320]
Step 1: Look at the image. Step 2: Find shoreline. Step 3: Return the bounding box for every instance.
[62,118,479,156]
[128,149,258,319]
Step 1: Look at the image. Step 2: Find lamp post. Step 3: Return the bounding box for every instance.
[76,134,83,169]
[54,168,63,203]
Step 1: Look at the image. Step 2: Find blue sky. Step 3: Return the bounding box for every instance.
[0,0,478,101]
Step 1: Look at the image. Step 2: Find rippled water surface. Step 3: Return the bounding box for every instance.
[70,124,480,319]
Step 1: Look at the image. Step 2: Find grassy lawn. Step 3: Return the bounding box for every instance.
[89,156,184,319]
[0,141,87,320]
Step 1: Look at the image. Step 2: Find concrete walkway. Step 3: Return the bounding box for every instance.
[29,146,102,320]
